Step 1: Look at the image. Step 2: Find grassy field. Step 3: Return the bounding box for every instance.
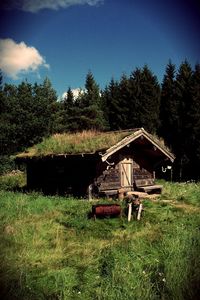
[0,175,200,299]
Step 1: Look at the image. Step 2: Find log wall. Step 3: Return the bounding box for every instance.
[96,148,153,193]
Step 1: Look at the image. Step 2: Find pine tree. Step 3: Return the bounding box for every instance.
[0,83,19,153]
[102,78,122,130]
[159,61,177,147]
[118,74,130,129]
[75,71,106,131]
[101,85,110,130]
[186,63,200,179]
[128,66,160,133]
[128,68,143,129]
[0,75,17,173]
[0,69,4,113]
[0,69,3,91]
[63,87,74,111]
[83,71,101,107]
[51,100,65,133]
[33,78,57,136]
[62,87,78,132]
[15,81,34,148]
[174,60,193,180]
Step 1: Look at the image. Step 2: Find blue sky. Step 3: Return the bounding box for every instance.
[0,0,200,97]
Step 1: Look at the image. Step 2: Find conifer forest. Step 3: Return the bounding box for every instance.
[0,60,200,181]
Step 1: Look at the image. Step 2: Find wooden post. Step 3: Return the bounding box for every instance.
[88,184,92,201]
[118,189,124,201]
[170,168,173,182]
[128,203,132,222]
[137,204,143,220]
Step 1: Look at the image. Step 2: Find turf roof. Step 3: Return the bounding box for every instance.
[17,129,138,158]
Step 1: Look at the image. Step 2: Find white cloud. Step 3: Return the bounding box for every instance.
[0,39,49,79]
[62,88,84,100]
[1,0,104,13]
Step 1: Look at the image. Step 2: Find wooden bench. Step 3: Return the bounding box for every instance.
[134,179,163,194]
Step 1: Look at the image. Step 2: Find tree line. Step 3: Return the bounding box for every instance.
[0,60,200,180]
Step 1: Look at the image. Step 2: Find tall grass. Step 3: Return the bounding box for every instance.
[0,183,199,299]
[0,171,26,191]
[159,180,200,206]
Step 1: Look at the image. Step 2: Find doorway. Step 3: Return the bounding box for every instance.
[120,158,133,188]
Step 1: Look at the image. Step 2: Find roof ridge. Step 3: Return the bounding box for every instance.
[101,128,175,162]
[104,128,142,134]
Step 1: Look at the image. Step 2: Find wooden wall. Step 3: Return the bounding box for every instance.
[26,144,156,196]
[26,155,98,196]
[95,146,153,193]
[96,166,121,191]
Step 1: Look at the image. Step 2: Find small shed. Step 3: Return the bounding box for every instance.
[16,128,175,197]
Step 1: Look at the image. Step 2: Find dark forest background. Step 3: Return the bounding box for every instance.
[0,60,200,180]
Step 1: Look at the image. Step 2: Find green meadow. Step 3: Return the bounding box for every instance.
[0,173,200,300]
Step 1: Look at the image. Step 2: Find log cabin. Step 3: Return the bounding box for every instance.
[16,128,175,197]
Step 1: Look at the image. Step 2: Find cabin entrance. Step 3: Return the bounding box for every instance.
[120,158,133,188]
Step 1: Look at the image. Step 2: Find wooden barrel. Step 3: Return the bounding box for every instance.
[92,204,121,219]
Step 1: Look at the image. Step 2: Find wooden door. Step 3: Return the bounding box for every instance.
[120,158,133,187]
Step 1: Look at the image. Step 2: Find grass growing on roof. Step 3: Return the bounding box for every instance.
[17,130,132,157]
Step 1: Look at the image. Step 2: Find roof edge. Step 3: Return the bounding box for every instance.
[101,128,175,162]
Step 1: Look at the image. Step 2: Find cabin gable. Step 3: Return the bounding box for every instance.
[95,144,153,195]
